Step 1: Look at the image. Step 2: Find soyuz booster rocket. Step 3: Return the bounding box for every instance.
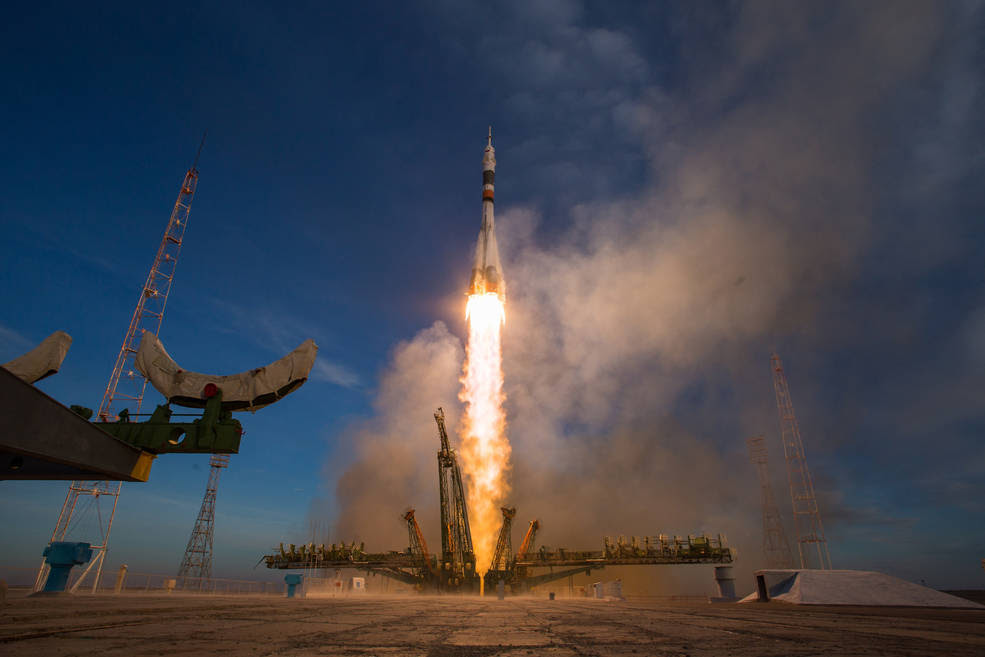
[467,127,504,300]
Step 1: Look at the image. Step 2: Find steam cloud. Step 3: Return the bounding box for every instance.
[323,2,982,592]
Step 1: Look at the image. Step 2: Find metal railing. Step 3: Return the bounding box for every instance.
[1,566,282,595]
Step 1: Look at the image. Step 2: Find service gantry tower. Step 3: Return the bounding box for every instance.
[746,435,794,569]
[177,454,229,588]
[403,508,432,579]
[484,506,516,590]
[770,353,832,570]
[434,407,478,591]
[34,141,203,593]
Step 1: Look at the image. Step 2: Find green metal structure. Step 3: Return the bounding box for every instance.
[88,388,243,454]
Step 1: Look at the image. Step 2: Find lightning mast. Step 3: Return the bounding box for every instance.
[34,140,204,593]
[770,353,832,570]
[746,436,794,569]
[177,454,229,589]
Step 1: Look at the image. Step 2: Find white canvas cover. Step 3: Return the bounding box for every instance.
[740,569,983,608]
[135,332,317,411]
[2,331,72,384]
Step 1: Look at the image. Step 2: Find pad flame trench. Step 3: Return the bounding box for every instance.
[460,292,509,580]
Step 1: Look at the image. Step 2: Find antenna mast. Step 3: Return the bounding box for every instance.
[770,353,832,569]
[177,454,229,589]
[34,146,203,593]
[746,435,794,569]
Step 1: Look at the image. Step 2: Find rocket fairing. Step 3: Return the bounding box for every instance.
[468,127,505,300]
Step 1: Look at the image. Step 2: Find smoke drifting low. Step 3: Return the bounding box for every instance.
[331,322,463,549]
[325,2,982,591]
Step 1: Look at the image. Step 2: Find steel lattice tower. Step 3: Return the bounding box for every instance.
[403,509,432,577]
[434,408,477,587]
[34,143,203,593]
[746,436,794,569]
[770,353,832,570]
[177,454,229,589]
[490,506,516,572]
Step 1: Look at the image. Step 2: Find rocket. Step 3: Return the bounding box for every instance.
[468,127,504,299]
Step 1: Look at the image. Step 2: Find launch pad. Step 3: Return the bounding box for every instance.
[263,408,733,594]
[259,131,735,596]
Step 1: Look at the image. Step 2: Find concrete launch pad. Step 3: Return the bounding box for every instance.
[2,592,984,656]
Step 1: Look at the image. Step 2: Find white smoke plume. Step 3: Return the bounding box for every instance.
[330,322,463,549]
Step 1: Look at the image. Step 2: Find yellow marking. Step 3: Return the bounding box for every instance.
[129,451,156,481]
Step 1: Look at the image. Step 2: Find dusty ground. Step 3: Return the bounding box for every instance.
[1,591,984,656]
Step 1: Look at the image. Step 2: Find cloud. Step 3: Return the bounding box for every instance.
[0,322,33,362]
[434,1,655,205]
[0,322,31,351]
[310,358,360,388]
[208,297,359,388]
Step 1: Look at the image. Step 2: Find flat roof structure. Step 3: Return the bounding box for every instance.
[0,367,153,482]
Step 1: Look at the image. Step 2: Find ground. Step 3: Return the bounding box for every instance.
[2,591,984,656]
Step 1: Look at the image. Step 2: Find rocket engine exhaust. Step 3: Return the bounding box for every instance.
[460,128,511,588]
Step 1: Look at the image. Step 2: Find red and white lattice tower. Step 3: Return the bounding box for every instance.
[746,435,794,569]
[34,141,203,593]
[770,353,832,570]
[177,454,229,589]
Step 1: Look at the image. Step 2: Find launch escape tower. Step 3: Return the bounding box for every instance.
[35,142,203,593]
[177,454,229,588]
[435,408,479,591]
[771,353,832,570]
[746,435,794,569]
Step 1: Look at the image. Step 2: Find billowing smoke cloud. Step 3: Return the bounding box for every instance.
[326,1,983,591]
[330,322,463,549]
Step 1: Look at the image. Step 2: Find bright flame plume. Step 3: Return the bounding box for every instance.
[460,292,510,579]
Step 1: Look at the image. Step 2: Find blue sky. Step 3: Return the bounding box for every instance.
[2,1,984,592]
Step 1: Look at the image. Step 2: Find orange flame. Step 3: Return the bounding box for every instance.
[460,292,510,579]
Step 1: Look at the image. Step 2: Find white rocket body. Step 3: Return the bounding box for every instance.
[468,130,504,299]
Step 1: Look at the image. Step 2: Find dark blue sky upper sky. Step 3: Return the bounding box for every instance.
[1,1,983,592]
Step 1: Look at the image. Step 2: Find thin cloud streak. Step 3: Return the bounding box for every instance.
[207,297,360,388]
[0,322,32,350]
